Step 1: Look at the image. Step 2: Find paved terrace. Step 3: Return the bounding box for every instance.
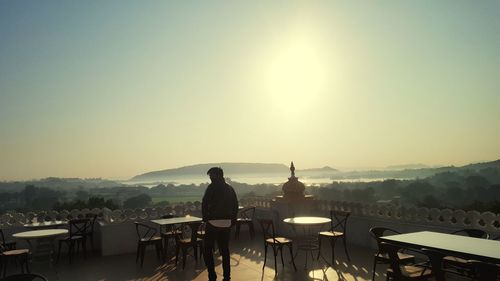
[14,234,380,281]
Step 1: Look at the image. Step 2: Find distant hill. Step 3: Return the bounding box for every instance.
[386,164,430,170]
[131,163,341,182]
[131,163,290,181]
[333,159,500,181]
[300,166,338,173]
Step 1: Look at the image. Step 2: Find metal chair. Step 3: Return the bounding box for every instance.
[443,228,490,277]
[382,242,433,281]
[134,222,163,267]
[468,260,500,281]
[0,273,47,281]
[57,218,91,264]
[234,206,256,239]
[369,227,416,281]
[0,230,15,251]
[159,215,182,258]
[317,210,351,265]
[84,213,98,253]
[0,245,30,278]
[259,219,297,275]
[175,222,203,269]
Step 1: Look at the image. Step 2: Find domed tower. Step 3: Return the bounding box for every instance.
[274,162,313,202]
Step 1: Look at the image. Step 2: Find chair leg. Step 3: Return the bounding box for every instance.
[163,237,169,258]
[69,241,74,264]
[288,244,297,271]
[317,235,322,260]
[342,236,350,261]
[280,246,284,267]
[182,247,187,269]
[249,222,255,239]
[136,243,140,263]
[57,241,62,264]
[372,258,377,281]
[330,238,338,265]
[155,242,162,261]
[140,245,145,267]
[24,255,30,274]
[235,224,240,239]
[272,246,277,275]
[175,244,179,265]
[263,244,268,270]
[193,244,198,262]
[83,238,87,259]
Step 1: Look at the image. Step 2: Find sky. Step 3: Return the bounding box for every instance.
[1,1,499,181]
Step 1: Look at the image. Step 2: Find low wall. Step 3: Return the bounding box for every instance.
[2,199,499,256]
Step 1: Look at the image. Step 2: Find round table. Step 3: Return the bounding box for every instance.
[23,221,68,229]
[13,229,68,266]
[283,216,331,268]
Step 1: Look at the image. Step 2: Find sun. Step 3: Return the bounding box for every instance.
[266,39,326,114]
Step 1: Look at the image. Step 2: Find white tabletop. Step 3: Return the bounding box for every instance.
[283,216,331,225]
[24,221,68,228]
[13,229,68,239]
[151,215,202,225]
[381,231,500,263]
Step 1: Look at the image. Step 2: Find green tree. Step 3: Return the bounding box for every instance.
[123,194,152,209]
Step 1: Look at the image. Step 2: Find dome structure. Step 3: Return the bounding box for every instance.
[281,162,306,199]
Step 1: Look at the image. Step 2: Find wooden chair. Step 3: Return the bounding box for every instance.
[317,210,351,265]
[0,273,47,281]
[369,227,416,281]
[0,245,30,278]
[175,222,203,269]
[442,228,490,277]
[382,242,433,281]
[159,215,182,258]
[0,230,15,251]
[134,222,163,267]
[234,206,256,239]
[259,219,297,275]
[57,218,91,264]
[468,260,500,281]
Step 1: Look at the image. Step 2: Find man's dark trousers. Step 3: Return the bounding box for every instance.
[204,223,231,281]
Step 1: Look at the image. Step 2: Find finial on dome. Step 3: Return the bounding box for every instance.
[290,161,295,178]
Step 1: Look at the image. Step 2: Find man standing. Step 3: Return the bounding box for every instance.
[202,167,239,281]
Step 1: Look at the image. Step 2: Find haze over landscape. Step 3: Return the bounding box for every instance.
[1,1,499,181]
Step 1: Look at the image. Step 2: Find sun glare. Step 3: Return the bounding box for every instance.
[266,39,326,114]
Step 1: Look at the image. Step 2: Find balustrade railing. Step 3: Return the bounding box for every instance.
[2,198,499,234]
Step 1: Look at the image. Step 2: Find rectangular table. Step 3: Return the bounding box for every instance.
[151,216,202,226]
[380,231,500,263]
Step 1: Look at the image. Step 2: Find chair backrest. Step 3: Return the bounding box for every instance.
[85,213,98,234]
[0,273,48,281]
[369,227,402,254]
[69,218,91,238]
[0,229,6,245]
[329,210,350,233]
[177,222,202,244]
[259,219,277,242]
[134,222,157,241]
[239,206,256,220]
[451,228,489,239]
[468,260,500,281]
[421,248,446,281]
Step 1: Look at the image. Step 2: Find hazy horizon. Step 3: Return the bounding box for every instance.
[1,1,500,181]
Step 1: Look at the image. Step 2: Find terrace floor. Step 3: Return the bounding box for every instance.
[6,236,469,281]
[5,236,378,281]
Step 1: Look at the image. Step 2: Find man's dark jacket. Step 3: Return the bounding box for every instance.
[202,180,238,223]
